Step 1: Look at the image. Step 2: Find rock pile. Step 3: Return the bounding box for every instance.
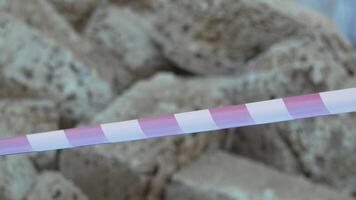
[0,0,355,199]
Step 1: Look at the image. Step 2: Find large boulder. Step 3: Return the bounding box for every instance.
[166,151,354,200]
[0,14,112,124]
[152,0,351,75]
[60,73,229,200]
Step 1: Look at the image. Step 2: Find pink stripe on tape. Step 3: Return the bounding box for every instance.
[65,125,108,147]
[0,135,32,155]
[284,94,329,119]
[210,105,255,129]
[138,114,183,137]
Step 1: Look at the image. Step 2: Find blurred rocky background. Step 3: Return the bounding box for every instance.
[0,0,355,199]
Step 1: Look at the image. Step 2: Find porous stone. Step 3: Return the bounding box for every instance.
[0,155,38,200]
[26,172,88,200]
[0,14,112,124]
[152,0,351,75]
[210,36,351,107]
[85,6,165,78]
[166,151,354,200]
[0,99,59,170]
[60,73,229,200]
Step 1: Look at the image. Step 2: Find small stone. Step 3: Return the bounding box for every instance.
[152,0,351,75]
[166,151,353,200]
[0,14,112,123]
[60,73,228,200]
[85,6,165,78]
[26,171,88,200]
[0,155,37,200]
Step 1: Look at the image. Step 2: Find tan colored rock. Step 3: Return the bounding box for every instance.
[60,73,229,200]
[0,14,112,123]
[85,6,165,78]
[0,99,59,170]
[0,155,38,200]
[152,0,351,75]
[26,172,88,200]
[166,151,354,200]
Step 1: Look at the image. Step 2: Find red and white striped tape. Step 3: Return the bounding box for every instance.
[1,87,355,156]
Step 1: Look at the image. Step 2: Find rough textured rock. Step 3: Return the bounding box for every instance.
[60,73,229,200]
[26,172,88,200]
[152,0,351,75]
[85,6,165,78]
[0,155,38,200]
[0,0,136,94]
[0,99,59,170]
[244,30,351,93]
[0,14,112,124]
[210,36,351,106]
[166,151,353,200]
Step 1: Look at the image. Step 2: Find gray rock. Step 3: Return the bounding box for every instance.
[0,155,38,200]
[166,151,354,200]
[0,0,134,97]
[85,6,165,78]
[0,99,59,170]
[152,0,351,75]
[26,172,88,200]
[0,14,112,123]
[60,73,229,200]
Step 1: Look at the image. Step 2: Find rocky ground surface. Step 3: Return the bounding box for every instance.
[0,0,355,200]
